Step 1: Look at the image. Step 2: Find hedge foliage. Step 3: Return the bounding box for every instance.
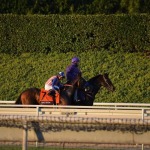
[0,14,149,54]
[1,0,150,14]
[0,51,149,103]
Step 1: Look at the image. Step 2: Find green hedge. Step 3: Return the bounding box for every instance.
[0,14,149,54]
[0,51,149,103]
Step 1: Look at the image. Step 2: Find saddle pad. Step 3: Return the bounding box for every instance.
[40,89,60,104]
[40,89,53,102]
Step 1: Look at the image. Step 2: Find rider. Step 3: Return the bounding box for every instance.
[66,57,82,102]
[45,72,65,100]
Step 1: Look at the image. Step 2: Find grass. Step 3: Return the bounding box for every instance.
[0,145,114,150]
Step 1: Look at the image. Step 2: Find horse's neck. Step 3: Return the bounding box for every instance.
[88,75,103,96]
[89,75,102,87]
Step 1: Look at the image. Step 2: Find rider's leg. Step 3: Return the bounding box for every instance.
[48,90,56,104]
[74,89,80,102]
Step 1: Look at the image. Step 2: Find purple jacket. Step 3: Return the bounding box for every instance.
[66,63,81,82]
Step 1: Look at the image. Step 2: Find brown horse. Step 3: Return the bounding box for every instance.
[15,73,115,106]
[15,78,79,105]
[72,73,115,106]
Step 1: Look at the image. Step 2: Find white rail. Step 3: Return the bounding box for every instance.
[1,100,150,107]
[0,100,150,122]
[0,104,150,123]
[0,100,15,104]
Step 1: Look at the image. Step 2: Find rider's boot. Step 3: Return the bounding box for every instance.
[74,89,80,102]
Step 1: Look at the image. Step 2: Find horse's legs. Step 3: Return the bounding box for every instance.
[59,95,70,106]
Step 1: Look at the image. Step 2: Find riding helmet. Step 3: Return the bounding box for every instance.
[58,72,65,78]
[72,57,80,63]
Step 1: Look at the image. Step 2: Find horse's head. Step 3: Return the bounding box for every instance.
[99,73,115,92]
[88,73,115,92]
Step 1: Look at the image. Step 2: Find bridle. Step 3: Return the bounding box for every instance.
[102,75,110,87]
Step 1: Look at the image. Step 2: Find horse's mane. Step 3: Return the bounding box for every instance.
[88,74,101,83]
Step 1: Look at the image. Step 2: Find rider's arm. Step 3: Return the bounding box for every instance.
[52,78,60,90]
[51,78,57,88]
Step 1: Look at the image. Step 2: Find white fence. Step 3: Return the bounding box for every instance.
[0,104,150,121]
[1,100,150,121]
[0,101,150,150]
[1,100,150,107]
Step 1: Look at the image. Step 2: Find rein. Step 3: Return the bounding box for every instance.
[86,92,94,98]
[63,84,73,87]
[64,77,80,88]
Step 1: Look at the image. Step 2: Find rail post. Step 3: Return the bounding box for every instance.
[142,108,144,121]
[22,121,28,150]
[36,106,39,116]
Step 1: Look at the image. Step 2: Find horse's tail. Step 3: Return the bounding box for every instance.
[15,94,22,104]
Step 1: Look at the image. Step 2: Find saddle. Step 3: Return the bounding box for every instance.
[39,89,60,105]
